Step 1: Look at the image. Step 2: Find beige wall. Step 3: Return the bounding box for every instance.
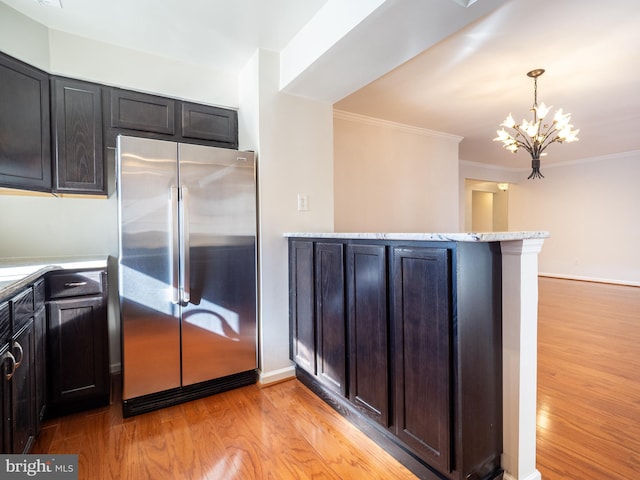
[333,111,461,232]
[508,151,640,285]
[461,151,640,286]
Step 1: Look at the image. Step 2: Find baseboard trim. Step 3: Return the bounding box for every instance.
[503,469,541,480]
[258,365,296,386]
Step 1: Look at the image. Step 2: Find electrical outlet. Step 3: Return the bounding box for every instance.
[297,194,309,212]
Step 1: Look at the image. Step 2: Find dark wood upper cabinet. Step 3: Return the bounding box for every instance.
[108,88,176,135]
[51,77,105,194]
[0,52,51,192]
[181,102,238,147]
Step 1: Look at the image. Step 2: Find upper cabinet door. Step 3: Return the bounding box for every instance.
[51,77,105,195]
[181,102,238,148]
[108,88,176,135]
[0,53,51,192]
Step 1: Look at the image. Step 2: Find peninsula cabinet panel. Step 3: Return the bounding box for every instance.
[289,240,315,375]
[346,244,389,427]
[392,246,451,473]
[51,77,105,194]
[288,237,503,480]
[0,52,51,192]
[314,242,346,395]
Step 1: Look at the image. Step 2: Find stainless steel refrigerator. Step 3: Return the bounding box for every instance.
[116,135,257,416]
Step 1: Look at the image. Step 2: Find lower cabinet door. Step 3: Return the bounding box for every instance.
[315,242,346,395]
[290,240,316,374]
[34,307,46,428]
[48,296,108,411]
[11,319,36,454]
[392,246,451,473]
[347,244,389,427]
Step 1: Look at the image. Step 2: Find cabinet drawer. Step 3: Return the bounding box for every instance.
[12,288,34,331]
[47,271,104,299]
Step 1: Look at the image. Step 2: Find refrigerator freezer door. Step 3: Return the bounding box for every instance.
[178,143,257,385]
[118,136,182,400]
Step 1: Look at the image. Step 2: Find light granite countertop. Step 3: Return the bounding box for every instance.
[0,256,109,302]
[284,231,550,242]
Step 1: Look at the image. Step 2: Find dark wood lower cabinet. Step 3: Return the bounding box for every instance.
[347,244,389,427]
[11,319,36,454]
[290,241,315,374]
[46,270,109,416]
[315,242,346,395]
[392,246,451,472]
[289,237,503,480]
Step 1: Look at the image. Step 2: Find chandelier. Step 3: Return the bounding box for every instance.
[494,69,579,179]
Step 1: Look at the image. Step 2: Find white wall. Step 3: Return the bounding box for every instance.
[461,152,640,286]
[0,2,49,70]
[240,49,334,383]
[48,30,238,108]
[334,111,461,232]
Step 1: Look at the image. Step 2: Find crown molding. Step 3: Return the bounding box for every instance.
[333,109,463,143]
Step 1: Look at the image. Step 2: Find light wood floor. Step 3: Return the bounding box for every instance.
[32,277,640,479]
[536,277,640,479]
[33,376,417,479]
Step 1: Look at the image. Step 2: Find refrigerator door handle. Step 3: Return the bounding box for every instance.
[170,186,180,304]
[180,186,191,304]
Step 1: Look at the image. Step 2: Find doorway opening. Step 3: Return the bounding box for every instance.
[464,179,509,232]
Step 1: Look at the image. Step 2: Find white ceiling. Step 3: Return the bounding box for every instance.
[335,0,640,167]
[1,0,328,70]
[3,0,640,169]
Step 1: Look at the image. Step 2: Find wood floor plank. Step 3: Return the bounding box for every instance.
[536,277,640,480]
[262,380,417,480]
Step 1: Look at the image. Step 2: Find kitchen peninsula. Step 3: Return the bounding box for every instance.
[286,232,548,480]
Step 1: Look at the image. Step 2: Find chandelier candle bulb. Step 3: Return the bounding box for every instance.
[494,68,579,179]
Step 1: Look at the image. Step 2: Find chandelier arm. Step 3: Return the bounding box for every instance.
[539,131,560,153]
[510,126,532,151]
